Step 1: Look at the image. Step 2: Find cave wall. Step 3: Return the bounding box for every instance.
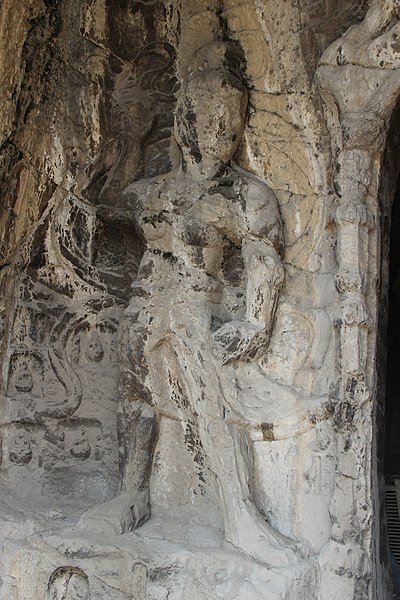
[0,1,399,599]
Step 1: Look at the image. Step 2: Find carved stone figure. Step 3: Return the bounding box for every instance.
[81,41,304,568]
[85,332,104,363]
[9,431,32,465]
[14,362,33,393]
[70,428,91,460]
[46,568,89,600]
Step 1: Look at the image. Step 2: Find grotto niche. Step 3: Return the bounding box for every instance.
[381,99,400,585]
[0,1,400,599]
[386,174,400,479]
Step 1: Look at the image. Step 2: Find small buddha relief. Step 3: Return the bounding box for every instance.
[7,353,43,399]
[70,428,91,461]
[9,431,32,465]
[46,567,89,600]
[14,361,34,393]
[85,331,104,363]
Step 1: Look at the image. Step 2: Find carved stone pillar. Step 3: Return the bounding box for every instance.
[334,151,374,375]
[317,4,400,596]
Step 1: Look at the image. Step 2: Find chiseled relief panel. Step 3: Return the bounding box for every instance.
[1,252,124,514]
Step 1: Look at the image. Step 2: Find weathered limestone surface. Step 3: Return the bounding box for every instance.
[0,1,399,598]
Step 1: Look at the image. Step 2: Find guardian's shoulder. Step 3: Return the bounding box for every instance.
[124,173,167,200]
[231,165,283,253]
[231,164,277,205]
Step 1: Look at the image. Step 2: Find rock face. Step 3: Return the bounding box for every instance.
[0,1,399,598]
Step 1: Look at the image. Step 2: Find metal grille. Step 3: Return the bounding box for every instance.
[386,482,400,565]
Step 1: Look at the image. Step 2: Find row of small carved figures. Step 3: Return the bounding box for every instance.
[5,426,99,466]
[11,333,108,394]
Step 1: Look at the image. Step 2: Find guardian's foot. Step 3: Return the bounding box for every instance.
[224,505,307,567]
[77,491,150,535]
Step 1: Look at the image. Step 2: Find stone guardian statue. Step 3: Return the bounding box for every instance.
[82,41,303,568]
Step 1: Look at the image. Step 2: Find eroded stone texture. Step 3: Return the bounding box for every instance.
[0,1,399,599]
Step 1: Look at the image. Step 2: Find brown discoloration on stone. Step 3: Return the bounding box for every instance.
[261,422,274,441]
